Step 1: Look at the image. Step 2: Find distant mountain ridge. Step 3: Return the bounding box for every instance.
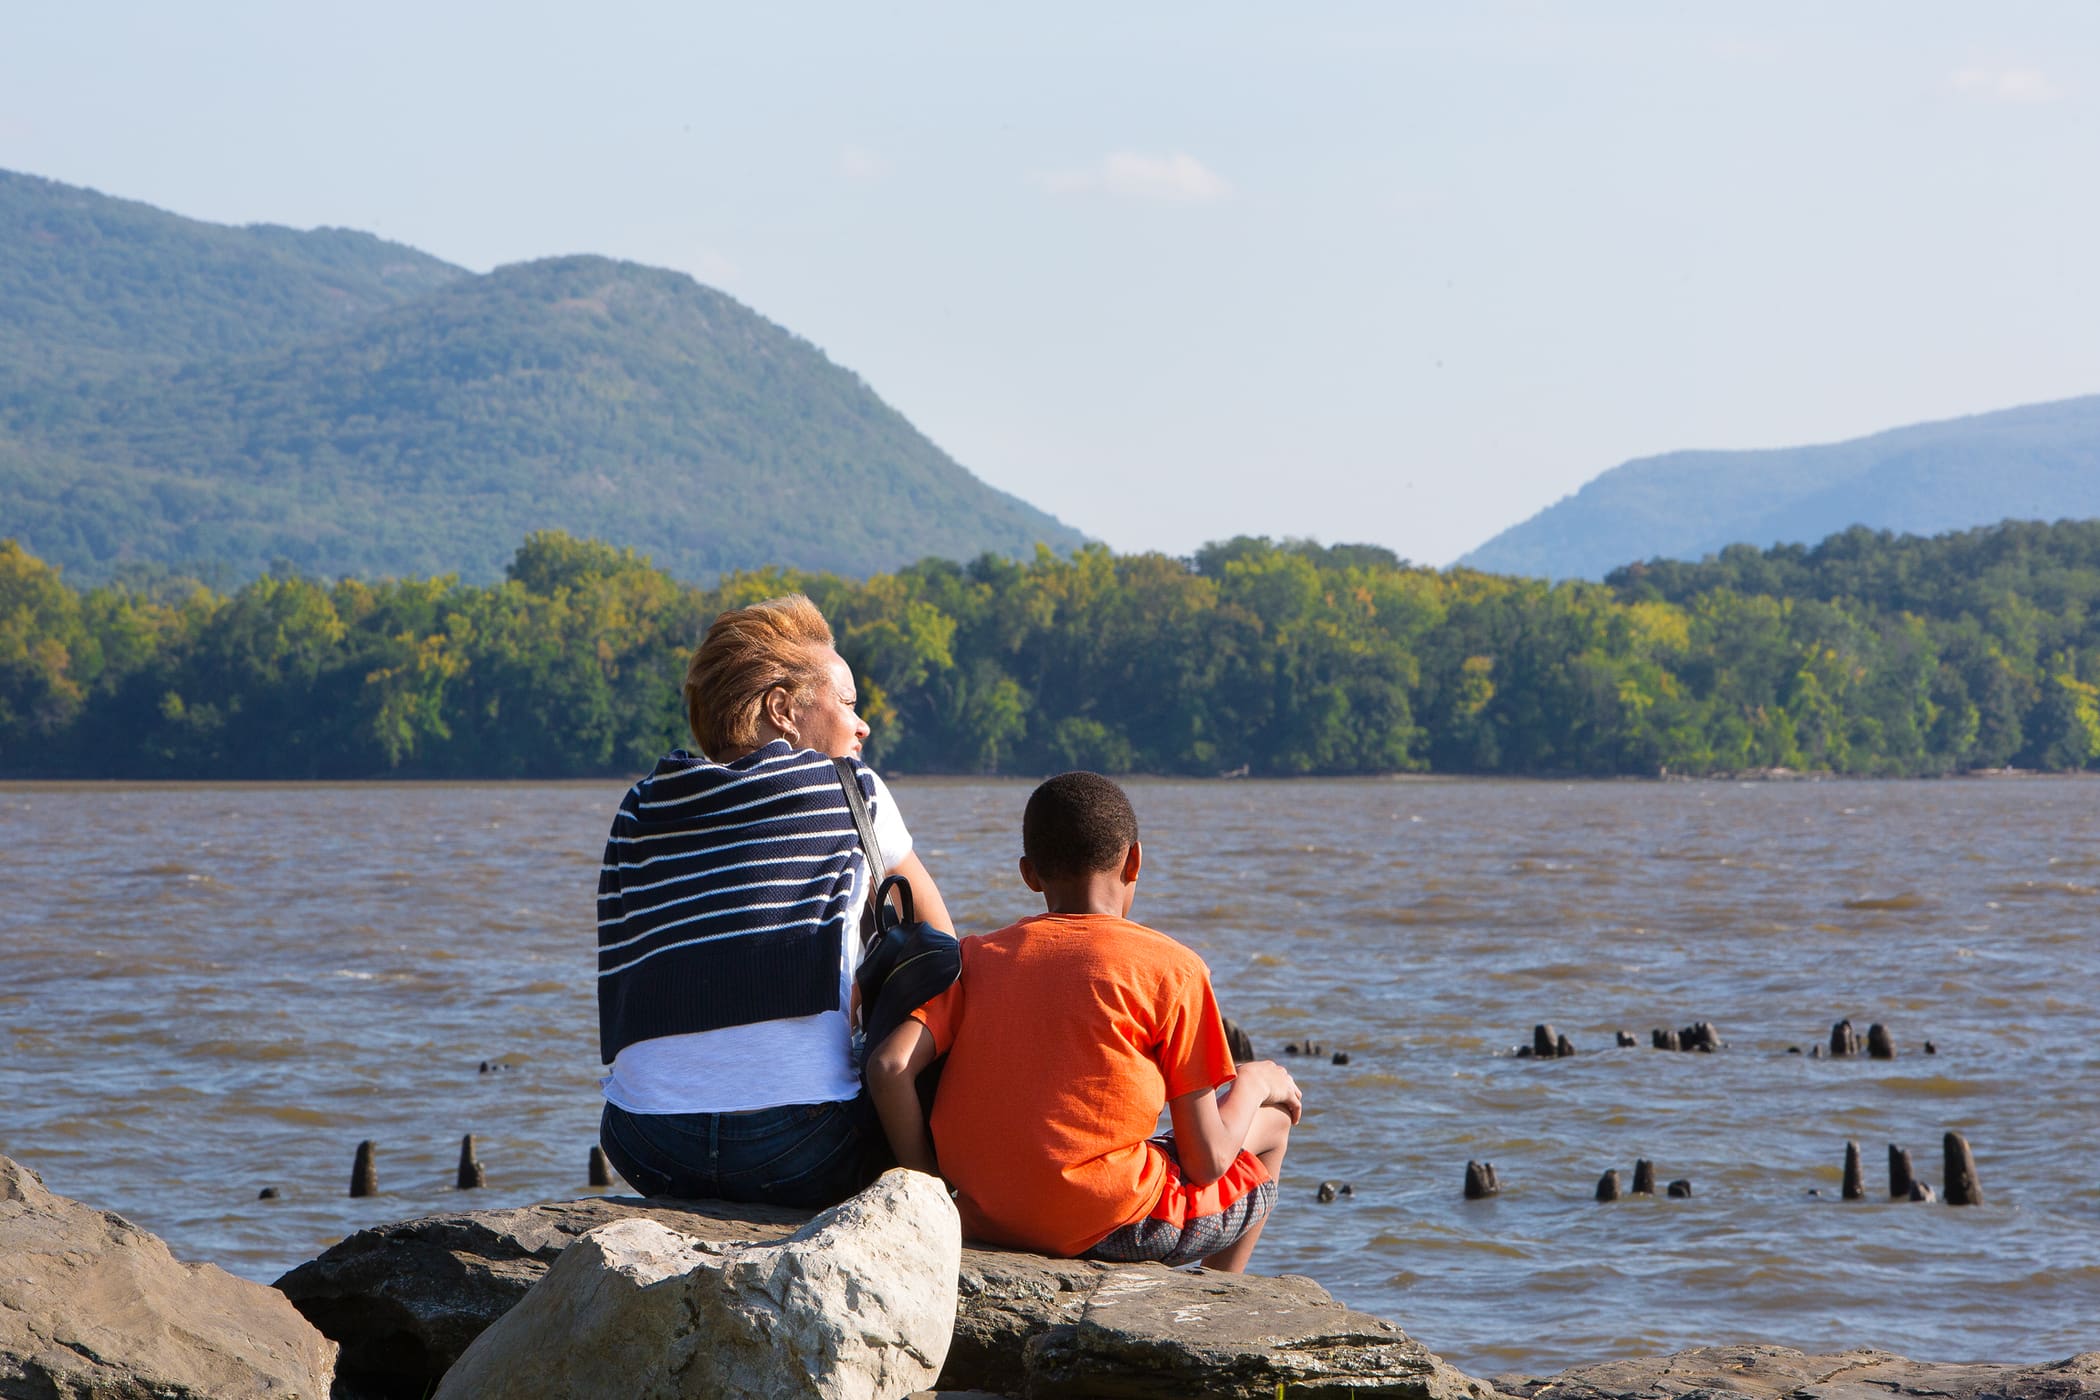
[0,169,465,380]
[0,168,1086,583]
[1460,395,2100,580]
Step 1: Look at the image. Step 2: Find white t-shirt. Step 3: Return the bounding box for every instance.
[600,768,914,1114]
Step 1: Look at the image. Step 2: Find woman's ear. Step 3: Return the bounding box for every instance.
[759,683,796,738]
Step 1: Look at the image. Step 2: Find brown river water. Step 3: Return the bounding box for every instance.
[2,776,2096,1374]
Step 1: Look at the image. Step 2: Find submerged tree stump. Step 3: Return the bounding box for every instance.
[456,1135,485,1190]
[1829,1019,1861,1057]
[350,1141,378,1198]
[1888,1144,1916,1200]
[1944,1131,1983,1206]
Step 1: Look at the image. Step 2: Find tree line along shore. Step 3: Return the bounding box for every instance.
[3,518,2098,781]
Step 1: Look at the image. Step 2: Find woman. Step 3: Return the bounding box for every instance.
[595,593,952,1206]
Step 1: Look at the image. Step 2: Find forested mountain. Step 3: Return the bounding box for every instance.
[0,170,1085,583]
[0,169,464,381]
[1461,396,2100,580]
[5,520,2097,780]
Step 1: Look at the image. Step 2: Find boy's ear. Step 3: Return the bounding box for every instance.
[1018,855,1045,893]
[1121,842,1142,884]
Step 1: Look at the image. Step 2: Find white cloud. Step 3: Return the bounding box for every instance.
[1034,151,1232,204]
[838,145,889,183]
[1947,66,2063,104]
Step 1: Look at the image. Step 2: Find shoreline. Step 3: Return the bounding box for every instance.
[2,766,2091,788]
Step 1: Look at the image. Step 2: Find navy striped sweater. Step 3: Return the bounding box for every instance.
[597,743,873,1063]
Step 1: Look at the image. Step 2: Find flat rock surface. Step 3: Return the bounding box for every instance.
[276,1191,1491,1399]
[1495,1344,2100,1400]
[1,1153,338,1400]
[1024,1264,1500,1399]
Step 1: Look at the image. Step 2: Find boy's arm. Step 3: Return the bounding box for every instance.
[867,1019,941,1176]
[1167,1060,1302,1186]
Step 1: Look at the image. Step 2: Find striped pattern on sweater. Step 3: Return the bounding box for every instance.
[597,743,870,1062]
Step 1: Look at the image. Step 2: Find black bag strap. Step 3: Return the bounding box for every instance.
[876,873,914,930]
[831,756,888,926]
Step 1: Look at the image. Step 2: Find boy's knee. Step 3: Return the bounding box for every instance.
[1253,1103,1293,1160]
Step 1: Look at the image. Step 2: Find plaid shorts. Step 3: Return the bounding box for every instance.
[1083,1134,1275,1268]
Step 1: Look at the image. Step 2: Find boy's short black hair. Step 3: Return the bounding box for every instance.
[1023,771,1139,880]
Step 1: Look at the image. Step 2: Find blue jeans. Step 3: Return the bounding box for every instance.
[599,1095,888,1209]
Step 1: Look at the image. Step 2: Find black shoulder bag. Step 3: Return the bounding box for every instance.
[831,758,958,1116]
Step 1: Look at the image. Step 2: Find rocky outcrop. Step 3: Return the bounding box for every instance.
[275,1194,808,1395]
[276,1190,1495,1399]
[434,1172,958,1400]
[1022,1266,1494,1399]
[0,1153,337,1400]
[1495,1343,2100,1400]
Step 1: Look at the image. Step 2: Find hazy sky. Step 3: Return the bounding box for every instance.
[6,3,2098,564]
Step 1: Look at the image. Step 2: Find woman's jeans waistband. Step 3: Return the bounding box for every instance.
[598,1095,887,1210]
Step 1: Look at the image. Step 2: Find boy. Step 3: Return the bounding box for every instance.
[867,771,1300,1271]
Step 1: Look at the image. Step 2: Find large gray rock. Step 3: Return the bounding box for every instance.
[434,1171,958,1400]
[276,1190,1494,1399]
[0,1153,337,1400]
[1494,1343,2100,1400]
[1022,1265,1496,1399]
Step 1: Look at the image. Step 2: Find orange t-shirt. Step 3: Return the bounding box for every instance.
[910,911,1242,1256]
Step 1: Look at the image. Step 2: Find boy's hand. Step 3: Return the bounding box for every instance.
[1240,1060,1303,1124]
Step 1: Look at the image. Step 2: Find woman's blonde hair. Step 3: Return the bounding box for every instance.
[684,594,837,758]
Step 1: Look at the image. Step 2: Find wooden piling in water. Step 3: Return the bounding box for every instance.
[1464,1159,1500,1199]
[1630,1159,1655,1195]
[1944,1131,1982,1206]
[1653,1027,1681,1051]
[456,1134,485,1190]
[1888,1144,1916,1199]
[350,1141,377,1198]
[1867,1023,1896,1059]
[1596,1169,1621,1202]
[1533,1024,1560,1058]
[1616,1030,1638,1047]
[1830,1019,1860,1057]
[1666,1179,1692,1198]
[1555,1033,1575,1057]
[1681,1021,1721,1052]
[1842,1141,1864,1200]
